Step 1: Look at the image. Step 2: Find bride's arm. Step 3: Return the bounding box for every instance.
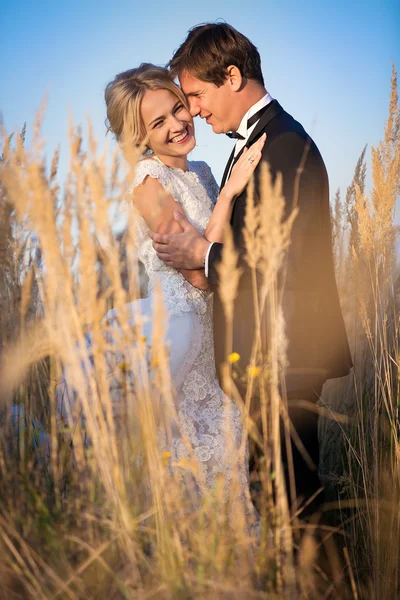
[204,186,235,243]
[203,134,266,244]
[133,175,208,289]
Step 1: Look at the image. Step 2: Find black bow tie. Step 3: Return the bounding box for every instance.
[226,102,270,141]
[226,130,245,140]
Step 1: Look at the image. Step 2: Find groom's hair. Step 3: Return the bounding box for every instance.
[168,23,264,87]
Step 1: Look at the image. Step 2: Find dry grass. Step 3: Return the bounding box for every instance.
[320,63,400,599]
[0,65,398,599]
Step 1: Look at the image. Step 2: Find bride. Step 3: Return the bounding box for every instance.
[103,63,265,522]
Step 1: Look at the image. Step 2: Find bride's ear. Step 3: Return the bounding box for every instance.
[226,65,243,92]
[143,133,152,153]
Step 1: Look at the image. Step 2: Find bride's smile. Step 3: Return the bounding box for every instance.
[169,126,190,144]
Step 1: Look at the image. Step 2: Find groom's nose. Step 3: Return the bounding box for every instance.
[188,98,200,117]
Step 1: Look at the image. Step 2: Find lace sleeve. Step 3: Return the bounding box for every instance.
[129,158,177,242]
[132,158,174,194]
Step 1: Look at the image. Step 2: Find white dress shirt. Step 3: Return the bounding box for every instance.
[204,92,274,277]
[233,92,274,158]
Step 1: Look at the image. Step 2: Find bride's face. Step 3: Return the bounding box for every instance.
[141,88,196,160]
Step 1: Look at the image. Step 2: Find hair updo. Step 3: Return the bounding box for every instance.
[105,63,188,153]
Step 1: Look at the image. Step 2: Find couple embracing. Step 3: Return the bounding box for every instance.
[104,23,352,526]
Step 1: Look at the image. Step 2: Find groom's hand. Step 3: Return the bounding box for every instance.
[149,211,210,269]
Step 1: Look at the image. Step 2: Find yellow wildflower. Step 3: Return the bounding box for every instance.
[120,363,127,372]
[247,366,261,377]
[162,451,171,467]
[227,352,240,364]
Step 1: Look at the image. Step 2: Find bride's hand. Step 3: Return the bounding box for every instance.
[224,133,267,199]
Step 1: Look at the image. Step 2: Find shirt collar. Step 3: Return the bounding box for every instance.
[235,92,274,139]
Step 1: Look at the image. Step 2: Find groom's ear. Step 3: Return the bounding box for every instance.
[226,65,243,92]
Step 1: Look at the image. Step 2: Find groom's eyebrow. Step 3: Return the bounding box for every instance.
[184,86,207,97]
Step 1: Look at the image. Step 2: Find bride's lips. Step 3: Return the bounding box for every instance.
[169,126,191,144]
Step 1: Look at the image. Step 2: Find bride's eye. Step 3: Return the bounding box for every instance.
[174,104,184,113]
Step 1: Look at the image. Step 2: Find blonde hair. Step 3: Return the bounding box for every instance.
[104,63,188,153]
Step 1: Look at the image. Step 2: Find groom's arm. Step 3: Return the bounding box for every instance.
[149,139,266,283]
[205,242,223,287]
[134,177,209,290]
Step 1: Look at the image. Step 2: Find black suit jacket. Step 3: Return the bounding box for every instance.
[208,100,352,393]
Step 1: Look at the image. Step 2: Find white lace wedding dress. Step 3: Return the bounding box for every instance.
[105,156,259,532]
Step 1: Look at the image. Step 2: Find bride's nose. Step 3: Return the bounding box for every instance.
[169,115,186,131]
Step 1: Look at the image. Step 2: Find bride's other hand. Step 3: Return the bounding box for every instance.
[224,133,266,200]
[200,133,267,246]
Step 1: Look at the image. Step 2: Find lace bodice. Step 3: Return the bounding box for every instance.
[132,157,219,315]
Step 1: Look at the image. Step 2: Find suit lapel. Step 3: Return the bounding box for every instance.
[221,144,250,189]
[220,100,285,190]
[220,147,235,189]
[245,99,284,148]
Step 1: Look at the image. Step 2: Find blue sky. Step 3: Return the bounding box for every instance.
[1,0,399,207]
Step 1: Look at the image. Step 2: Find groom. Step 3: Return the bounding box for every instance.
[150,23,352,511]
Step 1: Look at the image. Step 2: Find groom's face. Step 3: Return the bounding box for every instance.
[179,72,237,134]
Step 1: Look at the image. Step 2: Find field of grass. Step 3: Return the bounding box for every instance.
[0,67,398,599]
